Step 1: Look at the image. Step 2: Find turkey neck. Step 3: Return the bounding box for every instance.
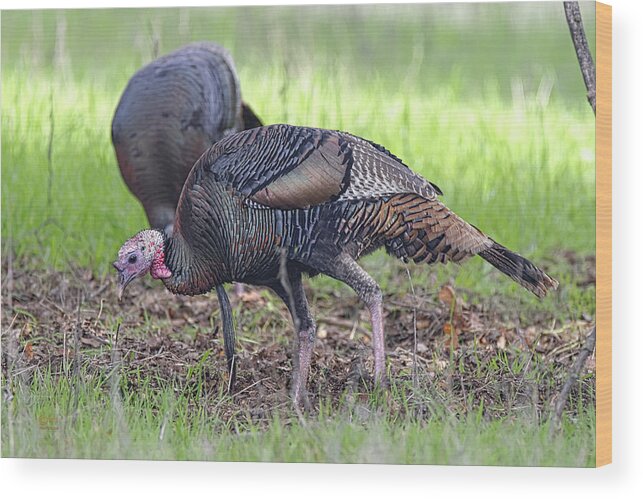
[162,183,234,295]
[161,178,283,295]
[162,231,218,296]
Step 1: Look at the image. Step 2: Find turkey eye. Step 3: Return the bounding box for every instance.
[128,254,138,264]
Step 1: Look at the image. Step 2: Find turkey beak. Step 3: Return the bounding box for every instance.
[113,262,131,302]
[117,279,126,302]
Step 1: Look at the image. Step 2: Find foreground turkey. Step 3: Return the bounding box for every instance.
[112,42,262,234]
[114,124,558,407]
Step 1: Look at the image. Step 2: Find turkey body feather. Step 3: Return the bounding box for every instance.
[165,124,493,295]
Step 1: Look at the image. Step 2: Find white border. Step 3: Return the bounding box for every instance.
[1,0,641,496]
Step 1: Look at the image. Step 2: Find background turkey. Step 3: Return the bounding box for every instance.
[113,124,558,408]
[112,41,262,235]
[112,42,262,375]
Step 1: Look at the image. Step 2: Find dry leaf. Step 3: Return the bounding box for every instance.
[438,285,456,306]
[416,318,432,330]
[434,359,448,370]
[80,335,104,348]
[239,290,265,304]
[443,322,459,349]
[462,310,484,333]
[24,342,33,361]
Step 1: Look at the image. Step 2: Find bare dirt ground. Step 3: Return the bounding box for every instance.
[1,252,596,424]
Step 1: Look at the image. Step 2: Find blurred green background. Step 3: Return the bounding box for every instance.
[1,2,595,289]
[2,3,596,100]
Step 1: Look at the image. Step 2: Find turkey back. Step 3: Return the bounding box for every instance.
[112,42,261,232]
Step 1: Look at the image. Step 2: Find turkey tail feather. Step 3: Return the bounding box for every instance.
[478,241,558,298]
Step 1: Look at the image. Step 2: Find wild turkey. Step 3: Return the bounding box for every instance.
[113,124,558,407]
[112,41,262,234]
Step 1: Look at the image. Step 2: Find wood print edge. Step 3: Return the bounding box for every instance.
[595,0,612,468]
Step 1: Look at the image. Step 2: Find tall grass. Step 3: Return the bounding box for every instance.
[1,4,596,274]
[1,4,595,100]
[1,68,595,271]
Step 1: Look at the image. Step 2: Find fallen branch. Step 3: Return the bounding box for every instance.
[551,326,596,432]
[316,316,370,337]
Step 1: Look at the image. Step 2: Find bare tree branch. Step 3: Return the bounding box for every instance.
[551,2,598,433]
[564,1,596,114]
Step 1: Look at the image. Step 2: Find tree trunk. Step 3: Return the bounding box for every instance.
[564,1,597,114]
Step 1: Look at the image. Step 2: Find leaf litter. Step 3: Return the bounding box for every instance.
[1,253,595,425]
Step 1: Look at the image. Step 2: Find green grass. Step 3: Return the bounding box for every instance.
[1,4,597,465]
[1,3,595,100]
[1,69,595,270]
[2,366,595,466]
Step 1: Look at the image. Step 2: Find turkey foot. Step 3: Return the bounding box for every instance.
[290,325,315,411]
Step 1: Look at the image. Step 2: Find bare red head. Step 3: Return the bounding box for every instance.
[113,229,172,300]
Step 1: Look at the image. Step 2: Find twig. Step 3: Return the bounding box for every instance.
[2,327,21,457]
[128,348,168,366]
[6,215,13,311]
[42,297,66,315]
[108,321,130,450]
[316,316,370,337]
[151,17,161,59]
[210,376,270,415]
[231,376,270,399]
[279,60,290,123]
[70,289,83,425]
[94,298,104,328]
[387,299,440,316]
[90,281,110,300]
[46,87,55,210]
[564,2,596,113]
[2,313,19,335]
[11,365,38,378]
[405,266,419,393]
[72,290,82,379]
[33,80,64,237]
[550,326,596,433]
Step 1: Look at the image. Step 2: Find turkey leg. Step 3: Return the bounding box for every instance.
[318,254,387,384]
[272,271,316,410]
[215,284,237,393]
